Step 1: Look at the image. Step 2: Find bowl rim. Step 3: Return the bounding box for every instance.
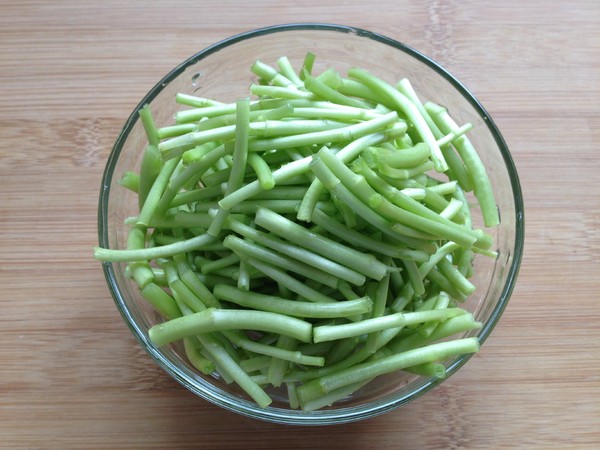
[98,22,525,425]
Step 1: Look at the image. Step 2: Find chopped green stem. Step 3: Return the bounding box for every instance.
[126,259,154,289]
[389,313,482,354]
[313,312,405,343]
[439,197,464,221]
[236,259,251,290]
[316,68,342,87]
[396,77,473,191]
[175,93,224,108]
[251,84,314,100]
[311,209,428,261]
[181,141,221,165]
[419,241,461,278]
[426,102,499,227]
[219,155,312,210]
[287,382,300,409]
[197,332,273,407]
[223,234,339,288]
[139,104,159,147]
[94,232,217,262]
[246,257,339,304]
[277,56,304,87]
[157,123,198,140]
[337,281,360,301]
[354,155,413,196]
[391,282,416,313]
[175,100,258,124]
[252,185,314,200]
[239,355,271,373]
[365,274,390,353]
[301,379,373,412]
[317,146,477,247]
[159,124,236,160]
[437,122,473,147]
[403,259,425,297]
[119,171,139,193]
[252,60,296,88]
[173,254,220,308]
[472,245,498,258]
[140,282,181,320]
[299,51,315,80]
[147,211,212,229]
[246,111,399,153]
[419,292,451,337]
[227,218,366,286]
[214,284,372,319]
[290,106,382,122]
[156,144,230,216]
[218,124,405,211]
[429,180,458,196]
[199,252,240,275]
[195,199,335,216]
[296,337,479,403]
[171,277,208,315]
[208,99,251,237]
[161,117,347,161]
[370,193,477,248]
[222,331,324,366]
[296,340,335,357]
[304,75,373,109]
[425,268,468,302]
[251,119,350,138]
[267,335,296,387]
[183,337,217,375]
[138,144,163,209]
[137,156,181,226]
[356,157,465,223]
[310,157,433,250]
[297,128,404,222]
[337,78,387,104]
[162,260,208,312]
[347,68,448,172]
[248,153,275,190]
[286,326,402,383]
[437,258,476,295]
[196,104,293,132]
[254,207,388,281]
[296,178,324,222]
[325,337,361,365]
[124,226,153,286]
[377,160,435,179]
[403,362,446,379]
[335,122,406,164]
[396,78,442,136]
[149,307,313,346]
[403,307,467,326]
[380,142,431,168]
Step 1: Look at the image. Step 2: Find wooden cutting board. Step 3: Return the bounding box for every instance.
[1,1,599,448]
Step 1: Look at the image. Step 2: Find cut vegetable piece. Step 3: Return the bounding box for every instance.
[149,308,313,346]
[95,55,501,411]
[254,207,388,281]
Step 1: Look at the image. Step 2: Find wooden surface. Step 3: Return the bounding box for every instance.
[1,1,599,448]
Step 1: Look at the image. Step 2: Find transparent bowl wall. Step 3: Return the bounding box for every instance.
[98,24,524,425]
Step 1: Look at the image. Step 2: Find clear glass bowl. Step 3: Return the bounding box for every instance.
[97,23,524,425]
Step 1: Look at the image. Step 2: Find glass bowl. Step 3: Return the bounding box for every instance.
[97,23,524,425]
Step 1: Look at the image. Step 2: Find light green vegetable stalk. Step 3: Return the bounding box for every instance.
[94,53,498,411]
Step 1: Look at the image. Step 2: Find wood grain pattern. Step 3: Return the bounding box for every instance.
[1,1,599,448]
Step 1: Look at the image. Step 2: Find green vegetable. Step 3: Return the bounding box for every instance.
[95,53,498,410]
